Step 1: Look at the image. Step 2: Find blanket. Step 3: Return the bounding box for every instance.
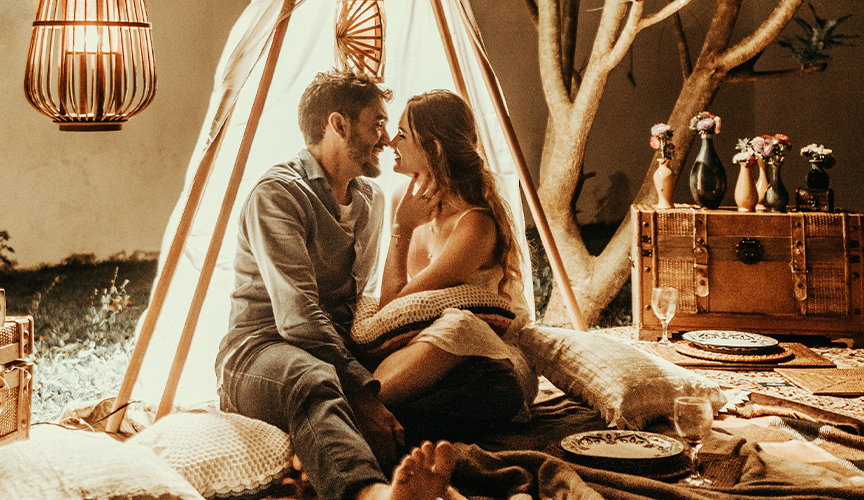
[453,420,864,500]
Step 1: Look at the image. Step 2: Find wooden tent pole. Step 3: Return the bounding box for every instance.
[105,110,230,434]
[155,0,297,420]
[434,0,587,331]
[429,0,469,101]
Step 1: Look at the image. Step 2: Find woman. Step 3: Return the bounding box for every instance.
[373,90,537,432]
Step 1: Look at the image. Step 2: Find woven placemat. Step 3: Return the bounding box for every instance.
[648,342,835,370]
[674,342,793,363]
[775,368,864,396]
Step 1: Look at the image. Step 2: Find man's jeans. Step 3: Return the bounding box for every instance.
[219,342,524,500]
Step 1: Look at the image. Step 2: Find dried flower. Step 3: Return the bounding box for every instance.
[689,111,721,135]
[800,143,836,168]
[732,138,758,168]
[751,133,791,164]
[650,123,676,160]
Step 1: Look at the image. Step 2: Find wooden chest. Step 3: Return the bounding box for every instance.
[0,361,33,445]
[1,316,35,446]
[631,205,864,346]
[1,316,34,365]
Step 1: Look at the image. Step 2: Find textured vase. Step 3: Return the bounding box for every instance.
[755,158,770,212]
[689,134,727,209]
[806,160,830,189]
[653,159,674,209]
[764,160,789,213]
[734,161,757,212]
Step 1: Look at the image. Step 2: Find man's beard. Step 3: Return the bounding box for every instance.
[347,131,381,178]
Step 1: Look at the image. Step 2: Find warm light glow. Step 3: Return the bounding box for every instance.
[24,0,156,131]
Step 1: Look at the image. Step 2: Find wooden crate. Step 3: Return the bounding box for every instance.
[0,316,35,366]
[0,361,33,446]
[631,205,864,346]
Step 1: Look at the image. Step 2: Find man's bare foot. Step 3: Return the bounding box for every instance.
[357,441,456,500]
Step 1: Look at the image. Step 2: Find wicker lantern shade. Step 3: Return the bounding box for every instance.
[335,0,385,78]
[24,0,156,131]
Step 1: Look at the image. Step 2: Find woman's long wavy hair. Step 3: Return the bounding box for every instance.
[405,90,523,296]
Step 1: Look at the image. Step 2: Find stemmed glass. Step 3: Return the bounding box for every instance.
[674,396,714,487]
[651,287,678,345]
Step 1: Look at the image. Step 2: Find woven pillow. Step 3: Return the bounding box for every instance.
[129,411,292,499]
[519,326,727,430]
[0,433,204,499]
[351,284,516,361]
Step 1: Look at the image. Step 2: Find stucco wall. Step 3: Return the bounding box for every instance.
[1,0,861,268]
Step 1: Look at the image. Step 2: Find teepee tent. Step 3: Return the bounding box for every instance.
[108,0,585,432]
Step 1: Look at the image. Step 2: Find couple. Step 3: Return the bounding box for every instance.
[215,69,536,500]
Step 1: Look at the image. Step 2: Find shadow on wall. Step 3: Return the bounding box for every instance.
[580,170,633,224]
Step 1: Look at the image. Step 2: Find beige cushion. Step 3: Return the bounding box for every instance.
[519,326,727,430]
[351,284,516,361]
[0,433,204,499]
[129,411,292,499]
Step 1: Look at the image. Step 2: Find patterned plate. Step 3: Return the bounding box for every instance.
[682,330,779,353]
[560,430,684,459]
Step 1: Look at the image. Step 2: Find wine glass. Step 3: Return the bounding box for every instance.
[651,287,678,344]
[674,396,714,487]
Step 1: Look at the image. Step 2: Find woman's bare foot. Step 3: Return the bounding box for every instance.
[357,441,456,500]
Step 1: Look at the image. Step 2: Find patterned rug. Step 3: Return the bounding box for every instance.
[595,326,864,420]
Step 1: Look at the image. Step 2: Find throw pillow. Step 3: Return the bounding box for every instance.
[0,432,204,499]
[519,326,727,430]
[129,410,293,499]
[351,284,516,361]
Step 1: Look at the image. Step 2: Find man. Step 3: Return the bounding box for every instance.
[215,70,453,500]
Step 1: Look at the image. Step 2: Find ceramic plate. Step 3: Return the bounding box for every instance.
[682,330,779,353]
[560,430,684,459]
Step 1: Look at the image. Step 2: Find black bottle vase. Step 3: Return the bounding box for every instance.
[764,160,789,212]
[689,133,727,209]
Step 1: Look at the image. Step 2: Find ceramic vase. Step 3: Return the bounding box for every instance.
[689,133,727,209]
[806,160,830,189]
[734,161,757,212]
[653,158,674,209]
[755,158,770,212]
[764,160,789,213]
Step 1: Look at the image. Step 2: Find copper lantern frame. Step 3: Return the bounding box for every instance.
[25,0,157,131]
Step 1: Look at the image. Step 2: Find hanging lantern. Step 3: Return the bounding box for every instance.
[24,0,156,131]
[335,0,385,78]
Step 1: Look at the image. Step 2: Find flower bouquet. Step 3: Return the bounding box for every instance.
[689,111,721,136]
[650,123,675,208]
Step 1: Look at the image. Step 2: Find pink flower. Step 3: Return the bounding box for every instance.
[651,123,672,137]
[773,133,790,145]
[650,136,661,150]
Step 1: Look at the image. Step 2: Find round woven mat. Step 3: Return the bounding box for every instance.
[674,342,793,363]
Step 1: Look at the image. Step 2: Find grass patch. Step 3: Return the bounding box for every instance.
[2,259,157,422]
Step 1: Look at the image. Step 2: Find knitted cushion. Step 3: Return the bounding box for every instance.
[0,434,204,500]
[129,411,292,499]
[350,284,516,361]
[520,327,727,430]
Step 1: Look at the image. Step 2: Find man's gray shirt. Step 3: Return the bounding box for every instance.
[216,149,385,394]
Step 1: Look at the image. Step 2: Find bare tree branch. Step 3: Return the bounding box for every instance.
[725,62,827,83]
[719,0,806,71]
[602,0,643,71]
[537,0,573,116]
[638,0,694,31]
[673,12,692,78]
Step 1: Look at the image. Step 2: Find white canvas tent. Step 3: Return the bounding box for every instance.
[108,0,585,432]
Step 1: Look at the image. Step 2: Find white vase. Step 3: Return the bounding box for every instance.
[653,159,674,209]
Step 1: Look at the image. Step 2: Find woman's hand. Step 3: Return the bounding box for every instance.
[393,173,442,235]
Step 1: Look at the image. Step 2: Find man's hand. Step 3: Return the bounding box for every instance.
[348,386,406,472]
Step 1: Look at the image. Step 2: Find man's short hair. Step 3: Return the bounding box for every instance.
[298,69,393,145]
